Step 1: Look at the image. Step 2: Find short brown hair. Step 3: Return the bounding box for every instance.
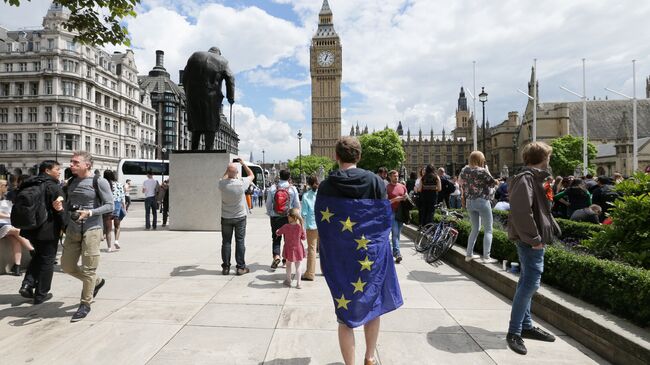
[522,142,552,165]
[335,136,362,163]
[468,151,485,167]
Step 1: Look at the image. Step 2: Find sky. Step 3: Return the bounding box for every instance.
[2,0,650,164]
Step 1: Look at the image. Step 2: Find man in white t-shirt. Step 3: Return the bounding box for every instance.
[142,172,159,230]
[218,158,254,275]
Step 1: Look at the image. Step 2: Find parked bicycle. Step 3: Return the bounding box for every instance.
[414,204,464,263]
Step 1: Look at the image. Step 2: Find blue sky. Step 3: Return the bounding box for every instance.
[2,0,650,163]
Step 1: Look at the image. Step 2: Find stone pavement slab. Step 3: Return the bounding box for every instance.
[0,203,609,364]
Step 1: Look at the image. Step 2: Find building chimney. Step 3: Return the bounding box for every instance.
[155,50,164,68]
[179,70,184,85]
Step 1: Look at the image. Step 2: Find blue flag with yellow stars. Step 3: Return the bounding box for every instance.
[316,195,403,328]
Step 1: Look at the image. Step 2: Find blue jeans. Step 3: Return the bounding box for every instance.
[450,195,462,209]
[221,216,247,269]
[508,242,545,335]
[391,215,403,256]
[144,197,157,228]
[466,198,493,258]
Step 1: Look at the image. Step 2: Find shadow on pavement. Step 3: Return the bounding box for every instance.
[260,358,313,365]
[169,265,220,277]
[407,270,474,284]
[427,326,507,352]
[0,296,77,326]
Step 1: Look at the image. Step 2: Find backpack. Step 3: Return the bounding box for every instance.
[441,178,455,196]
[10,178,48,230]
[273,186,291,215]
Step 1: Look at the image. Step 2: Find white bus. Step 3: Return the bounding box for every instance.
[117,159,169,200]
[117,158,265,200]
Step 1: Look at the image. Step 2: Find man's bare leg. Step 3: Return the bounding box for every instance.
[364,317,380,363]
[338,323,356,365]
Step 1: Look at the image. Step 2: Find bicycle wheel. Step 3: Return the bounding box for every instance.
[414,223,436,252]
[425,239,446,263]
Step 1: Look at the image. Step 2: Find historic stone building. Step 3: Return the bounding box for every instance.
[310,0,342,159]
[0,4,156,173]
[518,68,650,175]
[396,87,488,176]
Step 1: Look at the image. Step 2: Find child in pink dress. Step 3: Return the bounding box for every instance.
[276,208,306,288]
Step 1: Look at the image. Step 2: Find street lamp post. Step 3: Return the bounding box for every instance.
[605,60,638,173]
[297,130,303,183]
[560,58,588,176]
[472,61,477,151]
[160,147,167,183]
[479,87,488,152]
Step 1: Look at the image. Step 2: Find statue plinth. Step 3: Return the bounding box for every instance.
[169,150,234,231]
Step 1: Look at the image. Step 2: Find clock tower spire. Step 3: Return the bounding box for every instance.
[310,0,342,159]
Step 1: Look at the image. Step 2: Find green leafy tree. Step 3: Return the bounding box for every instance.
[287,155,337,178]
[5,0,139,46]
[357,128,405,172]
[549,135,597,177]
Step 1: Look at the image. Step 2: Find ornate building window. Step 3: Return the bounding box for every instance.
[27,133,37,150]
[13,133,22,150]
[0,134,7,150]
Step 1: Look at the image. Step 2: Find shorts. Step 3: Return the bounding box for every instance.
[112,201,122,218]
[0,223,13,238]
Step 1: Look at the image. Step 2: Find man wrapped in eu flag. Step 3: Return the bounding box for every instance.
[315,136,403,365]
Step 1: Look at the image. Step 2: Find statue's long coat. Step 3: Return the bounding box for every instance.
[182,51,235,133]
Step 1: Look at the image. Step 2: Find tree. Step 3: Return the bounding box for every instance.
[358,128,405,173]
[287,155,337,178]
[5,0,139,46]
[549,135,597,177]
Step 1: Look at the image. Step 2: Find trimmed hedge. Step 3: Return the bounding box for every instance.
[491,209,604,241]
[409,209,650,327]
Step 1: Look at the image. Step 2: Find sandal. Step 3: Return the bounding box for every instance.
[271,258,281,269]
[283,279,291,287]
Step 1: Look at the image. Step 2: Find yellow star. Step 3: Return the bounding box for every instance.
[320,207,334,223]
[358,255,374,271]
[351,277,367,294]
[354,235,370,250]
[340,217,357,232]
[335,294,351,310]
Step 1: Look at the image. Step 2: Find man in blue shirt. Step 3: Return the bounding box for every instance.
[265,169,300,269]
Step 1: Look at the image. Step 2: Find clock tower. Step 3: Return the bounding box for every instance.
[310,0,342,159]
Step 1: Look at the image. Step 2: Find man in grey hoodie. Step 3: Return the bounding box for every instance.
[506,142,561,355]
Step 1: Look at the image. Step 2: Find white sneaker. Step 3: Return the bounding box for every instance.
[465,254,480,262]
[482,257,498,264]
[114,241,121,249]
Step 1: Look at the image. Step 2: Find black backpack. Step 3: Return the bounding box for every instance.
[441,178,456,196]
[10,178,48,230]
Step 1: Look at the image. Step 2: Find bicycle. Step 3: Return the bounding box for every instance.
[414,204,463,263]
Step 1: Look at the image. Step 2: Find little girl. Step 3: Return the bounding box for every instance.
[276,208,306,288]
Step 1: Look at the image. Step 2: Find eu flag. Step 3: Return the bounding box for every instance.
[316,195,403,328]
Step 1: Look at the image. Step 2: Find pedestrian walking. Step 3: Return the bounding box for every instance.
[18,161,65,304]
[449,176,462,209]
[60,151,113,322]
[276,208,306,288]
[102,170,118,252]
[0,180,36,276]
[315,136,402,365]
[387,170,407,263]
[266,169,300,269]
[142,172,159,230]
[459,151,499,263]
[506,142,560,355]
[157,180,169,227]
[124,179,132,211]
[218,159,254,275]
[300,175,319,281]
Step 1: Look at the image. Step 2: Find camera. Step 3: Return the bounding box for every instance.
[69,204,82,221]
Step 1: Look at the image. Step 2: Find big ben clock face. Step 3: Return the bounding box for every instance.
[317,51,335,67]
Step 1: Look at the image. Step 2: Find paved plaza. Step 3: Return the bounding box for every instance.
[0,203,609,364]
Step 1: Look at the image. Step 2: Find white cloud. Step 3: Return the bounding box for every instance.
[124,1,309,81]
[234,104,301,163]
[271,98,305,123]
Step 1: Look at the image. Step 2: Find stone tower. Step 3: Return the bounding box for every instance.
[310,0,342,159]
[456,87,470,129]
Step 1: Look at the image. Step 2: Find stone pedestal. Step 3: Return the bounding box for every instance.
[169,150,234,231]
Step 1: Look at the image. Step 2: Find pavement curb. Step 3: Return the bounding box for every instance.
[402,224,650,365]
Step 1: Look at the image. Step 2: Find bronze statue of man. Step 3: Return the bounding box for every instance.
[182,47,235,150]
